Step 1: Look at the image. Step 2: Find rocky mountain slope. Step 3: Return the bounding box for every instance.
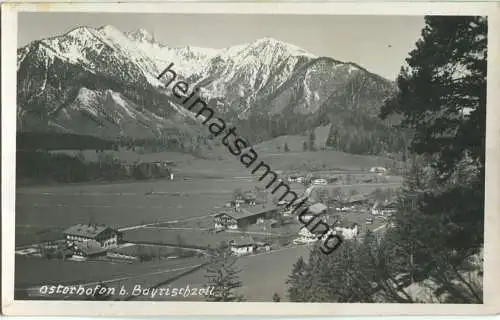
[17,25,400,154]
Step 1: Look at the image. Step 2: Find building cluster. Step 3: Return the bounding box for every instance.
[213,204,281,231]
[295,202,360,244]
[31,170,397,262]
[62,223,122,260]
[212,186,388,254]
[287,167,388,186]
[206,233,272,256]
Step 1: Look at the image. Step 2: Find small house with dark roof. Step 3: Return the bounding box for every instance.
[214,213,239,230]
[72,241,109,258]
[63,223,121,249]
[335,194,370,211]
[214,204,280,230]
[297,202,328,222]
[309,203,328,214]
[229,235,256,256]
[371,201,398,216]
[240,192,257,205]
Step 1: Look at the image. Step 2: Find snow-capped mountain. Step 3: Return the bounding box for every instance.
[17,24,396,146]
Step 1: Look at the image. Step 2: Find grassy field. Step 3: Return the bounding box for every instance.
[130,244,312,301]
[15,238,311,302]
[16,177,258,241]
[15,147,402,300]
[20,267,197,301]
[16,147,400,242]
[258,151,398,173]
[15,255,205,289]
[124,227,258,248]
[111,244,197,258]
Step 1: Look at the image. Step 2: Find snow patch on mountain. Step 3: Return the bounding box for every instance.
[21,25,321,100]
[17,24,395,143]
[74,87,100,117]
[17,47,31,70]
[108,90,137,119]
[43,27,98,64]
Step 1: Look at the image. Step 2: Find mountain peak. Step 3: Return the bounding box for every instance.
[64,26,94,38]
[250,37,291,49]
[254,36,281,44]
[247,37,316,58]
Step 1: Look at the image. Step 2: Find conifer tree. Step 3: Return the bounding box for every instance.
[380,16,487,259]
[285,16,486,304]
[378,16,486,303]
[204,242,245,302]
[286,256,308,301]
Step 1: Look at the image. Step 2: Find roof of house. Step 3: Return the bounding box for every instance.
[216,204,279,221]
[237,205,280,220]
[80,246,108,256]
[63,224,115,239]
[214,212,236,219]
[301,224,330,235]
[231,236,255,247]
[308,203,328,214]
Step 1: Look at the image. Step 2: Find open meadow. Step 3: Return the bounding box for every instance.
[16,149,400,245]
[129,244,312,301]
[14,254,205,298]
[15,148,402,301]
[16,176,256,245]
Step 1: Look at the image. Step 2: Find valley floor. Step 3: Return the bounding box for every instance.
[14,149,402,301]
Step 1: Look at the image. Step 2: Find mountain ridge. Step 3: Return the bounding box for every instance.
[17,24,403,156]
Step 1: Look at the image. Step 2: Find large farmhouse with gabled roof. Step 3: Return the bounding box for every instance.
[214,203,280,230]
[63,223,121,249]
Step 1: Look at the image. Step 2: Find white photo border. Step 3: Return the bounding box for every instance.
[2,1,500,316]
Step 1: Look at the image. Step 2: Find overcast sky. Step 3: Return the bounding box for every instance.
[18,13,425,80]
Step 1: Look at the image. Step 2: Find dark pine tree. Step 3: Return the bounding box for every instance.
[378,16,486,303]
[380,15,486,259]
[286,256,308,301]
[204,242,245,302]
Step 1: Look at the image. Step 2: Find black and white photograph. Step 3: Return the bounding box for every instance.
[2,1,500,316]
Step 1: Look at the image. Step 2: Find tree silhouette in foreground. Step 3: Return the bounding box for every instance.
[380,15,485,303]
[204,242,245,302]
[380,15,486,290]
[286,16,486,303]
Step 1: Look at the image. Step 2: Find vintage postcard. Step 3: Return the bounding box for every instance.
[2,1,500,316]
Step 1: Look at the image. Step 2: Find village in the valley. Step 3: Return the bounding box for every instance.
[15,159,401,300]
